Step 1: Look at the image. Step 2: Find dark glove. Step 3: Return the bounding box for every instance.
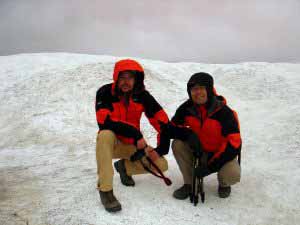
[130,149,145,162]
[159,121,172,132]
[186,131,203,158]
[195,152,210,178]
[156,121,172,156]
[195,165,211,178]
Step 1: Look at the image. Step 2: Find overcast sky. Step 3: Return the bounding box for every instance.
[0,0,300,63]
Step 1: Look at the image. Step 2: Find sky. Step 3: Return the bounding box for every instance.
[0,0,300,63]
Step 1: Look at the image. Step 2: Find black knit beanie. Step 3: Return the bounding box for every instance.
[187,72,214,100]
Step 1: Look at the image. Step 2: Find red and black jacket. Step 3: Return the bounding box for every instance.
[171,95,242,172]
[95,59,169,155]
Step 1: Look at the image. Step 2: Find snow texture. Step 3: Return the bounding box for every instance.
[0,53,300,225]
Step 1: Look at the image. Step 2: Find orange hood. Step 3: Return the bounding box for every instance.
[112,59,145,95]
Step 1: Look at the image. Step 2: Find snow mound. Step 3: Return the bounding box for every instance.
[0,53,300,225]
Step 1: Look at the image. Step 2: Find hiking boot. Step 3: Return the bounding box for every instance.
[99,190,122,213]
[173,184,191,200]
[114,159,135,186]
[218,186,231,198]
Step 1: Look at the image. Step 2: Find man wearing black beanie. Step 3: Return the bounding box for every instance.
[164,72,242,200]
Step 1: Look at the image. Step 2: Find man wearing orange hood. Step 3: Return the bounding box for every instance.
[95,59,169,212]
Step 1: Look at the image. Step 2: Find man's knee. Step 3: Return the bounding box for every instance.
[156,157,168,172]
[218,160,241,186]
[172,139,187,155]
[97,130,116,144]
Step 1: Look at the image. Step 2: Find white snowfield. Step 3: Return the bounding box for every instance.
[0,53,299,225]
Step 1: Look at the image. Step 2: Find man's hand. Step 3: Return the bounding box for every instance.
[130,149,145,162]
[195,164,211,178]
[187,131,203,158]
[145,146,160,162]
[195,153,210,178]
[137,138,147,150]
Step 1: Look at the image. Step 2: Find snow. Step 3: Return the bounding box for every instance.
[0,53,300,225]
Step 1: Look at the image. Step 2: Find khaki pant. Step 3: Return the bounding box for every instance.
[96,130,168,191]
[172,139,240,187]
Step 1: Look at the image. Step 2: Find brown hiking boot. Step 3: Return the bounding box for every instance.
[218,186,231,198]
[99,190,122,213]
[173,184,191,200]
[114,159,135,186]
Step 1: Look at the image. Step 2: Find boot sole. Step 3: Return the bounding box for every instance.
[218,187,231,198]
[105,205,122,213]
[218,193,231,198]
[172,192,190,200]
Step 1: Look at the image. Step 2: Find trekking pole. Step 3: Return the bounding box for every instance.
[200,176,205,203]
[199,153,206,203]
[190,156,205,205]
[190,157,195,203]
[190,157,200,206]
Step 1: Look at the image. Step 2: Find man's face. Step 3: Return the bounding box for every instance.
[118,71,135,93]
[190,85,208,105]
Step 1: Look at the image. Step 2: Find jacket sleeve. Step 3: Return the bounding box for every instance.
[208,109,242,172]
[142,91,169,150]
[156,103,200,156]
[95,86,143,144]
[171,104,186,126]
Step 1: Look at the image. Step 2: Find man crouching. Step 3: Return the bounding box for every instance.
[95,59,169,212]
[169,72,242,200]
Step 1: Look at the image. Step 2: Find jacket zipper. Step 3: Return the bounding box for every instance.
[124,98,129,122]
[200,112,203,128]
